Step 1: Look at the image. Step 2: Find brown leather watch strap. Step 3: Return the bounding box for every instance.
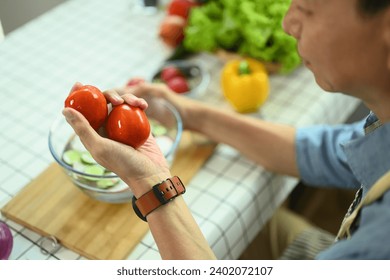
[132,176,186,221]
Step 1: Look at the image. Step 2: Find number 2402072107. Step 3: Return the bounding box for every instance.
[209,266,273,276]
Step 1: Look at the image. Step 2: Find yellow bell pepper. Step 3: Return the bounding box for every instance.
[221,58,270,113]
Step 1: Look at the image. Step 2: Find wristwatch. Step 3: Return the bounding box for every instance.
[132,176,186,221]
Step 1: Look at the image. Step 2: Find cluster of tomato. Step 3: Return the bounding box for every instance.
[159,0,200,48]
[64,85,150,149]
[158,65,190,94]
[127,65,190,94]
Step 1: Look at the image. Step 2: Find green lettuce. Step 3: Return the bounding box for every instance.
[183,0,300,73]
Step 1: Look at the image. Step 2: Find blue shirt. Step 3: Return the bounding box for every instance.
[296,112,390,259]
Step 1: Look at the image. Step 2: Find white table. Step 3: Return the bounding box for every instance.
[0,0,361,260]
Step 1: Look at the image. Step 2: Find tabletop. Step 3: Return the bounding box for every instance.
[0,0,361,260]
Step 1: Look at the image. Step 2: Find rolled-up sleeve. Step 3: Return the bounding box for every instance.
[296,120,365,189]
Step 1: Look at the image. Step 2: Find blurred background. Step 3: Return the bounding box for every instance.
[0,0,66,35]
[1,0,371,260]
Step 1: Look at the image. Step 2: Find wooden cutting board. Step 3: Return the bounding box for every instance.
[1,131,216,260]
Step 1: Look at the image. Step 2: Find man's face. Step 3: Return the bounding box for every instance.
[283,0,387,99]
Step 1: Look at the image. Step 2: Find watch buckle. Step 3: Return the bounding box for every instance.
[152,179,178,204]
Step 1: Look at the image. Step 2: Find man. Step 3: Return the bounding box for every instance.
[63,0,390,259]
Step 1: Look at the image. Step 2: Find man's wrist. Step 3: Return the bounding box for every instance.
[127,172,172,198]
[132,176,186,221]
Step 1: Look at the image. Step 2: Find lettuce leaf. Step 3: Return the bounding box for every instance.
[183,0,300,73]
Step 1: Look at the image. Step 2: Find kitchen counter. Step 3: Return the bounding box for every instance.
[0,0,361,260]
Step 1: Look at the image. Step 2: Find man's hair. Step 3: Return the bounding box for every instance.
[358,0,390,15]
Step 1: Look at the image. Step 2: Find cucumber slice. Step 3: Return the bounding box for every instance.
[81,151,97,164]
[84,165,105,180]
[63,150,82,166]
[152,124,167,137]
[73,161,87,173]
[62,145,121,190]
[96,178,120,189]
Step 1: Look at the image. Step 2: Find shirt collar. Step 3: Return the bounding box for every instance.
[343,112,390,193]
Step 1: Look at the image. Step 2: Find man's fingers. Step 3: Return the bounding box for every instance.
[69,82,84,94]
[103,89,124,105]
[103,89,148,109]
[121,94,148,110]
[62,108,100,151]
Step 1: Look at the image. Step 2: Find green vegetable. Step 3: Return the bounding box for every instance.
[183,0,300,73]
[63,150,81,166]
[85,165,105,175]
[96,178,120,189]
[152,123,168,137]
[238,60,251,75]
[62,148,119,189]
[81,151,97,164]
[184,5,222,52]
[215,10,241,50]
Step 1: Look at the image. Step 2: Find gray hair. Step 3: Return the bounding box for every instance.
[358,0,390,15]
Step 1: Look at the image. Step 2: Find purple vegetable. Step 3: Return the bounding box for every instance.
[0,221,13,260]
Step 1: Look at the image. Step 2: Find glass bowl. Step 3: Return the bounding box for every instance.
[49,98,182,204]
[151,60,210,98]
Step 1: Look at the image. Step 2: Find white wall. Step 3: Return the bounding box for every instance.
[0,0,67,35]
[0,19,4,41]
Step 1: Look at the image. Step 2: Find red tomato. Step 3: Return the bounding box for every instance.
[105,104,150,148]
[64,85,108,130]
[159,15,186,48]
[127,77,145,87]
[160,66,184,82]
[167,0,198,19]
[166,76,190,94]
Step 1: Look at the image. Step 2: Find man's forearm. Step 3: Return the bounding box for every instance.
[186,104,299,177]
[147,197,217,260]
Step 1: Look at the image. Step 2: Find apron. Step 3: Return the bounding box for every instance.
[336,171,390,240]
[280,171,390,259]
